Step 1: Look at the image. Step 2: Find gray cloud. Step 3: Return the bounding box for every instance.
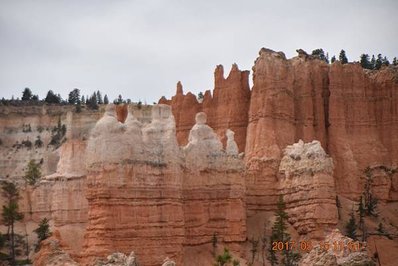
[0,0,397,102]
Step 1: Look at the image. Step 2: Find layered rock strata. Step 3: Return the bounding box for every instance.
[279,140,338,239]
[82,105,246,265]
[159,64,250,152]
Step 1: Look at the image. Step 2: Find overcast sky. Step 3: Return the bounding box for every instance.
[0,0,397,103]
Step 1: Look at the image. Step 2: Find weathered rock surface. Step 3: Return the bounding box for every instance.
[279,140,338,239]
[301,229,375,266]
[159,64,250,152]
[33,230,79,266]
[82,105,246,265]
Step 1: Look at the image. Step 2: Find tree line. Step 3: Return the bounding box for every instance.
[310,48,397,69]
[0,88,138,110]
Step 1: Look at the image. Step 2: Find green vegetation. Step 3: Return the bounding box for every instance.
[339,49,348,64]
[1,181,24,264]
[268,195,300,266]
[212,232,217,257]
[49,117,67,148]
[359,53,392,70]
[103,94,109,104]
[24,159,41,185]
[198,91,204,100]
[68,88,80,105]
[311,48,329,63]
[336,195,342,220]
[214,248,239,266]
[34,217,51,243]
[45,90,61,104]
[345,209,357,240]
[363,167,378,217]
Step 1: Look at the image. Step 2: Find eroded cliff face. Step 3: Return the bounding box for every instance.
[82,105,246,266]
[1,47,397,265]
[159,64,250,152]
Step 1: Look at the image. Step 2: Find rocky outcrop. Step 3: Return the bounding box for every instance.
[33,231,79,266]
[159,64,250,152]
[301,229,375,266]
[244,48,398,215]
[279,140,338,239]
[82,105,246,265]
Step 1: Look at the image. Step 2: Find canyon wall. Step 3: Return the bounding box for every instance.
[82,105,246,266]
[159,64,250,152]
[0,47,397,265]
[161,48,398,212]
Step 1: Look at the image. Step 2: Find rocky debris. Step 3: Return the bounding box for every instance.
[301,229,375,266]
[161,257,176,266]
[94,252,139,266]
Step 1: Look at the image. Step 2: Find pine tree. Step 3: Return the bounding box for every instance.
[336,195,342,220]
[24,160,41,185]
[81,95,85,105]
[68,88,80,104]
[311,48,329,63]
[96,90,103,104]
[393,57,398,66]
[345,209,357,240]
[198,92,204,100]
[370,55,376,69]
[375,54,383,70]
[363,168,378,216]
[339,50,348,64]
[382,56,390,66]
[103,94,109,104]
[117,94,123,104]
[331,56,336,63]
[357,196,365,230]
[1,181,24,264]
[22,88,33,101]
[34,217,51,243]
[87,92,99,110]
[268,195,300,266]
[212,233,217,258]
[45,90,61,104]
[360,54,371,69]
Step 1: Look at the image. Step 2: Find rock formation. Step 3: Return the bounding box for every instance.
[33,231,79,266]
[159,64,250,152]
[301,229,375,266]
[1,47,397,264]
[82,104,246,265]
[279,140,338,239]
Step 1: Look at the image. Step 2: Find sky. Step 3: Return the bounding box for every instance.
[0,0,397,103]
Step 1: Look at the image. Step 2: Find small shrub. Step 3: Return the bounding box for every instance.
[21,139,32,149]
[24,160,41,185]
[35,136,43,148]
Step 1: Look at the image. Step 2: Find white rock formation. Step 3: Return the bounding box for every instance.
[86,104,128,166]
[225,129,239,156]
[125,105,144,158]
[142,104,181,164]
[279,139,334,177]
[184,112,224,169]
